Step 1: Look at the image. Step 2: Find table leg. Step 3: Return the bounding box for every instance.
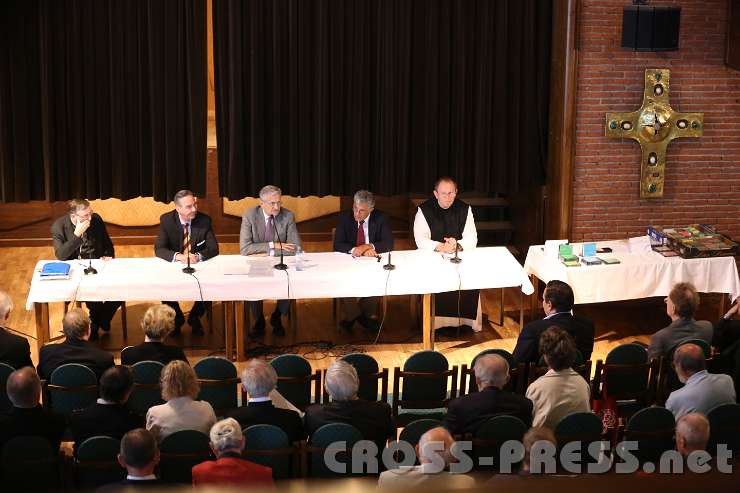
[224,301,234,361]
[719,293,728,321]
[236,301,246,362]
[34,302,50,355]
[422,293,436,350]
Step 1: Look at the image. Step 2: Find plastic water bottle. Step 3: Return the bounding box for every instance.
[295,246,304,271]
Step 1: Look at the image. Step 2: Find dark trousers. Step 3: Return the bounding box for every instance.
[338,296,380,321]
[163,301,208,322]
[250,300,290,319]
[86,301,122,328]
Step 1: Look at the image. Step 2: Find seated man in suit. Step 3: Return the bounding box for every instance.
[648,282,713,360]
[38,308,114,379]
[98,428,164,491]
[69,365,144,453]
[304,360,395,452]
[239,185,301,336]
[224,359,305,443]
[666,343,735,419]
[51,198,122,339]
[333,190,394,332]
[675,413,710,458]
[155,189,219,335]
[712,301,740,396]
[378,427,475,488]
[120,305,188,366]
[512,280,594,365]
[192,418,274,487]
[0,291,33,369]
[444,354,533,435]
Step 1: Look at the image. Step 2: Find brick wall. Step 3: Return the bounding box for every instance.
[572,0,740,242]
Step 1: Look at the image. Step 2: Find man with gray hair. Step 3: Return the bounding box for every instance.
[0,291,33,369]
[225,359,305,442]
[239,185,302,336]
[333,190,394,332]
[305,360,395,451]
[38,308,114,379]
[444,353,533,435]
[191,418,274,486]
[675,412,711,458]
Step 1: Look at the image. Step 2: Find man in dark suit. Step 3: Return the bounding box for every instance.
[444,354,533,435]
[97,428,164,491]
[333,190,394,332]
[304,360,395,452]
[38,308,114,379]
[70,366,144,453]
[0,291,33,369]
[0,367,66,451]
[224,360,305,443]
[51,198,122,339]
[155,190,219,335]
[512,280,594,365]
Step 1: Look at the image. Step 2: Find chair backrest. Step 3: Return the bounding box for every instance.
[75,436,125,488]
[0,361,15,414]
[47,363,98,416]
[707,403,740,456]
[554,412,604,469]
[159,429,212,484]
[398,350,455,404]
[623,406,675,465]
[398,418,442,448]
[340,353,388,403]
[0,435,60,491]
[243,424,293,479]
[308,423,363,477]
[656,339,714,405]
[127,360,165,416]
[120,345,135,361]
[598,344,653,402]
[194,356,239,413]
[472,415,528,472]
[270,354,319,410]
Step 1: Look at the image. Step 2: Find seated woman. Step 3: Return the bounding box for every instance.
[121,305,188,366]
[146,360,216,441]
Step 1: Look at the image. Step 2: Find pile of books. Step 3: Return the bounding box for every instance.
[559,243,621,268]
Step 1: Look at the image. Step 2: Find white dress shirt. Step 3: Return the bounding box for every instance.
[413,206,478,252]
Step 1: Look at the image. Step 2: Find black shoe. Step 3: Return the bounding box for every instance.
[271,312,285,336]
[189,318,204,336]
[357,316,380,332]
[338,318,355,333]
[251,317,266,337]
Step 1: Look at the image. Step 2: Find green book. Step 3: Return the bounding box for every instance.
[562,259,581,267]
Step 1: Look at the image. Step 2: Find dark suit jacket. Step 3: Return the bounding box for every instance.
[0,327,33,369]
[333,210,394,254]
[154,210,219,262]
[96,478,166,492]
[304,399,395,450]
[443,386,533,436]
[0,405,66,452]
[38,337,114,379]
[512,312,595,365]
[192,455,274,487]
[648,317,713,360]
[51,213,114,261]
[69,402,144,452]
[121,342,188,366]
[224,400,306,443]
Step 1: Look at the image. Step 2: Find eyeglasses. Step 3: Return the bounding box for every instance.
[263,201,282,207]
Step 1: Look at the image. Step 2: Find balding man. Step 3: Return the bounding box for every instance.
[444,354,533,435]
[0,291,33,369]
[38,308,114,379]
[0,367,65,451]
[379,427,475,488]
[675,413,711,458]
[666,343,735,419]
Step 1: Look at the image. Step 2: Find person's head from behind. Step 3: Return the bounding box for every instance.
[141,304,176,341]
[675,413,710,457]
[0,290,13,324]
[209,418,245,457]
[521,426,557,472]
[173,190,198,222]
[673,343,706,383]
[241,359,277,399]
[160,360,199,401]
[62,308,91,341]
[539,326,577,371]
[433,177,458,210]
[542,280,574,315]
[259,185,283,217]
[473,354,509,391]
[6,367,41,409]
[118,428,159,476]
[416,427,456,468]
[100,365,134,404]
[324,360,359,402]
[666,282,700,321]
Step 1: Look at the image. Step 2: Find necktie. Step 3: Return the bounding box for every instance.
[266,216,274,242]
[182,224,190,256]
[356,220,366,246]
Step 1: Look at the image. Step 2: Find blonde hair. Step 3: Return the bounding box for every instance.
[160,360,199,401]
[142,305,176,340]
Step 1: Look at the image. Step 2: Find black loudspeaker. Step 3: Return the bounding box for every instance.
[622,5,681,51]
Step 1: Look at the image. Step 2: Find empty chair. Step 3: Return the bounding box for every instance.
[194,356,239,414]
[472,415,528,472]
[127,360,165,416]
[307,423,363,477]
[45,363,98,416]
[0,362,15,414]
[270,354,320,410]
[0,436,61,492]
[159,429,213,484]
[707,403,740,456]
[75,436,125,488]
[392,350,458,426]
[242,424,295,479]
[622,406,675,465]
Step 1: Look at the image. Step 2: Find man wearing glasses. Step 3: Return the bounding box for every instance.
[51,199,122,340]
[239,185,301,336]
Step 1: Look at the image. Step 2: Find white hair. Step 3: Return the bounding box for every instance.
[676,413,710,452]
[259,185,282,201]
[418,427,455,465]
[353,190,375,209]
[0,290,13,320]
[210,418,244,454]
[325,360,359,401]
[241,359,277,398]
[473,354,509,388]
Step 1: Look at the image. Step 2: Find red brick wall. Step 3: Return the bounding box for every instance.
[572,0,740,243]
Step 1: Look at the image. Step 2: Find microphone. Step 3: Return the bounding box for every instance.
[271,215,288,271]
[449,243,462,264]
[383,251,395,271]
[82,234,97,275]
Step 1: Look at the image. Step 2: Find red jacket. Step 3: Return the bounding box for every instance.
[192,455,274,487]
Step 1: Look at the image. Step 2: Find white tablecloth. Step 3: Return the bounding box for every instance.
[26,247,534,308]
[524,240,740,305]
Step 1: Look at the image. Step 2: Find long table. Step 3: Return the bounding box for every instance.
[27,248,534,360]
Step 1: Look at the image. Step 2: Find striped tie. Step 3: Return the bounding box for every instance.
[183,224,191,256]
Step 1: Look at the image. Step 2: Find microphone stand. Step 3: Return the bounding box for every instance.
[449,244,462,264]
[383,251,395,270]
[271,215,288,271]
[82,235,97,275]
[182,251,195,274]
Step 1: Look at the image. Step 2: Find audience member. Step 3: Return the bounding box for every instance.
[97,428,163,491]
[191,418,274,487]
[712,301,740,396]
[0,291,33,369]
[120,305,188,365]
[444,354,533,435]
[675,413,711,458]
[38,308,114,379]
[519,426,558,475]
[145,360,216,441]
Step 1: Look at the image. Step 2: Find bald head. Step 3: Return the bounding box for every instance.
[62,308,91,340]
[6,367,41,408]
[673,343,706,382]
[676,413,710,457]
[473,354,509,390]
[417,427,455,465]
[0,290,13,321]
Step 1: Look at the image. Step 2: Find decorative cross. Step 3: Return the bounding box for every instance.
[605,69,703,198]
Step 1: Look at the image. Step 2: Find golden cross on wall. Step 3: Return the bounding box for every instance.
[605,69,703,198]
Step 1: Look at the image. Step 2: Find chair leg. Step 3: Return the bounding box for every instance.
[499,287,505,326]
[207,302,214,333]
[121,302,127,340]
[290,300,297,332]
